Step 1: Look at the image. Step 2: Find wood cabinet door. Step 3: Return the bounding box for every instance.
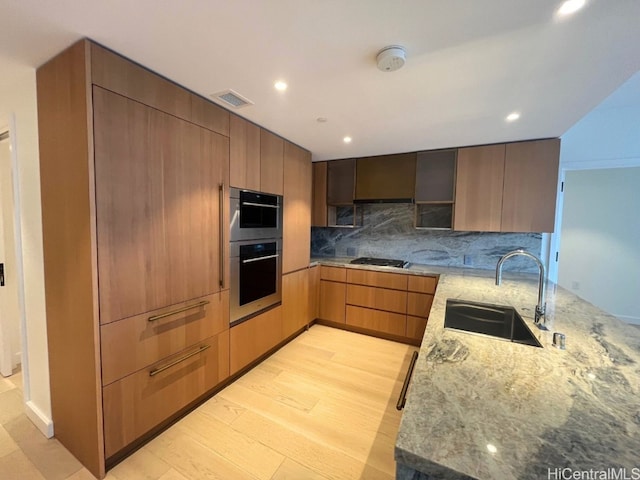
[282,268,310,339]
[501,139,560,233]
[308,265,320,322]
[94,87,226,324]
[229,114,260,191]
[260,129,284,195]
[312,161,328,226]
[283,141,312,273]
[326,159,356,205]
[454,144,505,232]
[319,280,346,323]
[229,306,283,374]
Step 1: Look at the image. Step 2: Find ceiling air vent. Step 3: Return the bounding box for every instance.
[211,89,254,109]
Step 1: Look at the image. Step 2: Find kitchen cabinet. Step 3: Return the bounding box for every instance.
[501,139,560,232]
[414,149,457,229]
[282,268,310,339]
[229,114,260,191]
[316,265,438,345]
[309,265,320,321]
[454,144,505,232]
[319,266,347,323]
[327,158,360,227]
[37,40,231,478]
[312,161,328,227]
[94,87,227,324]
[260,129,284,195]
[229,306,283,374]
[355,153,416,202]
[283,141,312,273]
[454,139,560,233]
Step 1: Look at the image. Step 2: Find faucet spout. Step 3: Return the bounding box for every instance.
[495,249,547,329]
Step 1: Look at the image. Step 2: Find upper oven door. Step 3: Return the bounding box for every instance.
[230,187,283,241]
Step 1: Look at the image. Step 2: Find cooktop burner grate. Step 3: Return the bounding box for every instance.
[350,257,409,268]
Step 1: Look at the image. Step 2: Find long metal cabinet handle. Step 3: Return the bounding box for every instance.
[241,202,279,209]
[219,183,225,289]
[149,344,211,377]
[396,351,419,411]
[147,300,209,322]
[242,254,280,264]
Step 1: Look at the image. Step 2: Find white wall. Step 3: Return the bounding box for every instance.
[558,167,640,324]
[0,64,52,435]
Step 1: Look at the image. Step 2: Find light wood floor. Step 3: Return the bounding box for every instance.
[0,325,417,480]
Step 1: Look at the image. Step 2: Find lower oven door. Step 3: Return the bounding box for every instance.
[230,238,282,325]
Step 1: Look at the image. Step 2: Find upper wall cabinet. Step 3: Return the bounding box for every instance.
[312,161,328,227]
[260,129,284,195]
[454,139,560,233]
[230,114,260,191]
[327,158,360,227]
[355,153,416,202]
[414,149,457,229]
[501,139,560,232]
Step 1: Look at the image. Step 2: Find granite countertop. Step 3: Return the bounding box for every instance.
[312,258,640,479]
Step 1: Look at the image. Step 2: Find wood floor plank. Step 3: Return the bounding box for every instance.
[196,395,246,425]
[230,409,393,480]
[144,428,259,480]
[175,410,285,480]
[270,458,331,480]
[108,447,172,480]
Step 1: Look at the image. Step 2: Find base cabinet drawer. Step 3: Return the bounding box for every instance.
[100,292,228,386]
[406,316,428,340]
[346,269,408,290]
[346,284,407,314]
[102,330,230,458]
[346,305,406,337]
[407,275,438,294]
[229,306,283,375]
[407,292,434,319]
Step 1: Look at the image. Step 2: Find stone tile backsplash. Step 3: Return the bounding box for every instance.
[311,204,544,272]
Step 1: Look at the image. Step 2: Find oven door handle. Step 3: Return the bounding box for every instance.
[241,201,280,209]
[242,253,280,264]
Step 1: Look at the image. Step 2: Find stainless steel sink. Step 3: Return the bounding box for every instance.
[444,299,542,347]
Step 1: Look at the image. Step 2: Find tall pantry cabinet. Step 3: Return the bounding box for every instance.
[37,40,231,478]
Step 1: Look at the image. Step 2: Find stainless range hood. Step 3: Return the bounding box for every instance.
[354,153,416,203]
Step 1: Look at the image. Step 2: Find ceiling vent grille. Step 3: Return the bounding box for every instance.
[211,89,254,109]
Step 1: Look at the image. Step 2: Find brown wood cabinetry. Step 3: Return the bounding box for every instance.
[316,265,438,345]
[309,265,320,321]
[415,149,457,229]
[501,139,560,232]
[454,144,505,232]
[229,115,260,191]
[102,330,229,458]
[260,129,284,195]
[454,139,560,233]
[229,306,283,374]
[312,161,328,226]
[355,153,416,202]
[283,142,312,273]
[37,40,233,478]
[282,268,310,339]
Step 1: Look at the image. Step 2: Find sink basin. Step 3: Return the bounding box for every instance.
[444,299,542,347]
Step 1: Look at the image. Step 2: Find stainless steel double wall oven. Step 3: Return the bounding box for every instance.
[230,187,283,325]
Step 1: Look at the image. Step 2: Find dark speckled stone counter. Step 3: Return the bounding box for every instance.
[312,258,640,479]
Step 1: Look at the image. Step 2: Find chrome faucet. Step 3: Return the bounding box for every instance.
[495,249,548,330]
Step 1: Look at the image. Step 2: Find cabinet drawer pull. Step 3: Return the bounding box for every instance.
[147,300,210,322]
[396,351,418,411]
[242,254,279,264]
[241,202,279,209]
[149,344,211,377]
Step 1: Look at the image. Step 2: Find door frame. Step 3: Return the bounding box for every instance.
[0,115,29,390]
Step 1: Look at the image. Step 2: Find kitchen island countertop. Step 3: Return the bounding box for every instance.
[312,257,640,479]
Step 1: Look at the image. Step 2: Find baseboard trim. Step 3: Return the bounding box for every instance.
[26,400,54,438]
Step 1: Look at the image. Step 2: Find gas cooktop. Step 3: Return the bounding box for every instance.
[350,257,409,268]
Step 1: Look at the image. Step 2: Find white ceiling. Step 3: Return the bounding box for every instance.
[1,0,639,160]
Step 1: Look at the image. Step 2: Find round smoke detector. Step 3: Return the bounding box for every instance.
[376,45,406,72]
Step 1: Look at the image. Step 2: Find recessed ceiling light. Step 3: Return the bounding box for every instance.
[274,81,288,91]
[557,0,585,16]
[343,136,352,144]
[316,117,328,123]
[506,112,520,122]
[487,444,498,454]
